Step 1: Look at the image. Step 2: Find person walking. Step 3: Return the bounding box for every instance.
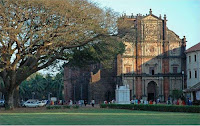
[91,99,95,107]
[84,100,87,106]
[69,100,73,106]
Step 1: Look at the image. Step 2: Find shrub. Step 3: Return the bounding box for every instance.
[63,105,71,109]
[99,104,200,113]
[46,105,51,109]
[73,105,79,109]
[46,105,62,109]
[54,105,62,109]
[100,104,107,108]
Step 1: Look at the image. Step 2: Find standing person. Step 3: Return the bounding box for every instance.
[91,99,95,107]
[188,98,192,105]
[157,98,160,104]
[84,100,87,106]
[78,100,82,106]
[69,100,73,106]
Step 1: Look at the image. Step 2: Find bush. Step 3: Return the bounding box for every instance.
[99,104,200,113]
[100,104,107,108]
[46,105,62,109]
[54,105,62,109]
[63,105,71,109]
[73,105,79,109]
[46,105,51,109]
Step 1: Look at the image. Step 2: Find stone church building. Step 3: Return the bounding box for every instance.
[116,9,186,102]
[63,9,187,103]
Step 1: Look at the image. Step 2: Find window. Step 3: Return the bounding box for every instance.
[172,48,177,54]
[195,71,197,78]
[125,48,131,54]
[189,56,191,63]
[189,71,191,79]
[149,67,155,75]
[194,55,197,62]
[173,67,178,73]
[152,69,155,75]
[126,66,131,73]
[149,46,155,52]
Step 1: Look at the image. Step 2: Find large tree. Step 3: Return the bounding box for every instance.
[0,0,119,109]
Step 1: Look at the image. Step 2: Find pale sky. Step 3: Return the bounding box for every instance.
[91,0,200,49]
[40,0,200,75]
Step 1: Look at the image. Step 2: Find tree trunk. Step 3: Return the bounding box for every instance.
[14,86,20,107]
[4,90,14,110]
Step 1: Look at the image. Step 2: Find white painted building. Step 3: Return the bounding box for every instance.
[185,42,200,102]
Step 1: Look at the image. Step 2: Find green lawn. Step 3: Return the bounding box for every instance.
[0,107,199,125]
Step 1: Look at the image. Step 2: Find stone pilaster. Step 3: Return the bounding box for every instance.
[136,77,142,99]
[162,14,170,101]
[164,77,169,101]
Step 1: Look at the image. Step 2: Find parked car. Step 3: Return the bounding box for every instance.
[24,101,39,108]
[23,99,39,108]
[37,100,47,107]
[0,99,5,107]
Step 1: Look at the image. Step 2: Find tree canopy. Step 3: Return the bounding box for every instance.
[20,72,63,101]
[67,36,124,68]
[0,0,121,109]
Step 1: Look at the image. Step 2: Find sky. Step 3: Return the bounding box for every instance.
[91,0,200,49]
[40,0,200,75]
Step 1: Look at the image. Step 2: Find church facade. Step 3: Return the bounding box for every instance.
[116,9,186,102]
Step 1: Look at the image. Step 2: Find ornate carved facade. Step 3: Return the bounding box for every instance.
[117,9,186,101]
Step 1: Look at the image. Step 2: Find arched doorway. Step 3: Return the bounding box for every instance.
[147,81,157,101]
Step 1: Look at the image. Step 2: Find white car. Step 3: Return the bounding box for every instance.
[37,101,46,107]
[24,100,39,108]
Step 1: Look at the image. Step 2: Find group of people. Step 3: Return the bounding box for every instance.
[67,97,193,106]
[103,99,115,104]
[68,99,95,107]
[130,99,160,105]
[170,98,193,105]
[102,98,193,106]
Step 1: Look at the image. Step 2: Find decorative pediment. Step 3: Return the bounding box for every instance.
[142,15,159,21]
[123,42,133,55]
[124,61,131,66]
[145,63,158,67]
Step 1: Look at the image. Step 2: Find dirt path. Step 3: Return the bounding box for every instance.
[0,104,101,113]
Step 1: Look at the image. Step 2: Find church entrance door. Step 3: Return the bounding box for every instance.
[147,81,157,101]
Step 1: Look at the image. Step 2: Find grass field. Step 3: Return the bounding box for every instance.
[0,106,199,125]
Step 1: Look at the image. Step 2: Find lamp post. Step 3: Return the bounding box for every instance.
[182,71,184,90]
[48,92,52,101]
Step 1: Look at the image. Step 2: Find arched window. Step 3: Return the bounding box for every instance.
[149,67,155,75]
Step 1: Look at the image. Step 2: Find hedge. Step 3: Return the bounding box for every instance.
[63,105,71,109]
[72,105,79,109]
[100,104,200,113]
[46,105,62,109]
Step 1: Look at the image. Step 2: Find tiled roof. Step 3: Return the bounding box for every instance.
[185,42,200,53]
